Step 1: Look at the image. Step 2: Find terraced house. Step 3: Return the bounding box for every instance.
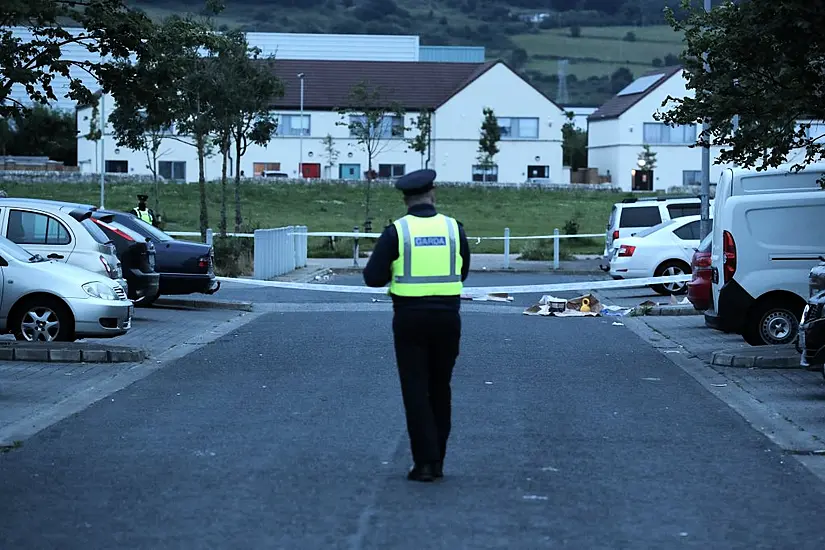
[75,59,566,184]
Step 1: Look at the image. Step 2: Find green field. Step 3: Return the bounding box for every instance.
[0,180,646,264]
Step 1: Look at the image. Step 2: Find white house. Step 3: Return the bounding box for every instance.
[75,59,566,184]
[586,66,732,192]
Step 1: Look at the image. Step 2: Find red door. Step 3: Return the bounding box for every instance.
[301,163,321,179]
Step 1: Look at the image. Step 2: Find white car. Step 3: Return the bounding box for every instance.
[609,215,709,295]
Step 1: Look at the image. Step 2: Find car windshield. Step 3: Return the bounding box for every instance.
[0,235,47,263]
[123,216,173,242]
[634,219,676,238]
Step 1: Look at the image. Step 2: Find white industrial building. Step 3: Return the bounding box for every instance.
[76,59,566,184]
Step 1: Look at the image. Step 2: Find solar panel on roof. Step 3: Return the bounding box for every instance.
[616,73,666,96]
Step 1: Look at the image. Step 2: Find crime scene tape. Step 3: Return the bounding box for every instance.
[294,231,605,241]
[216,274,692,295]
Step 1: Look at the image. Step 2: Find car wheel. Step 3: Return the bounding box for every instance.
[651,261,691,296]
[742,297,803,346]
[12,297,74,342]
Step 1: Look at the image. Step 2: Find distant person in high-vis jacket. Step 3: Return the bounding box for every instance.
[363,169,471,482]
[132,194,158,227]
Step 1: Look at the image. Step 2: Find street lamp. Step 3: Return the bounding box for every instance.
[297,72,305,179]
[637,159,646,168]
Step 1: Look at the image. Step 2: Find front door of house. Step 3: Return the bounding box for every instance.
[632,169,653,191]
[339,164,360,180]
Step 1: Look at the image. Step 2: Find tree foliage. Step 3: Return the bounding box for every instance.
[1,0,153,117]
[477,107,501,182]
[1,104,77,165]
[655,0,825,176]
[562,112,588,171]
[336,81,407,221]
[407,109,432,169]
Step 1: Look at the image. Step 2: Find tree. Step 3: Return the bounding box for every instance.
[655,0,825,180]
[5,104,77,166]
[321,134,339,178]
[407,109,432,169]
[562,112,588,171]
[477,107,501,183]
[84,101,103,172]
[1,0,153,117]
[225,35,282,234]
[336,81,407,222]
[638,143,657,170]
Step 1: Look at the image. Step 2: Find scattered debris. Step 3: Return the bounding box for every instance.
[485,381,493,385]
[712,383,728,387]
[612,322,624,326]
[524,294,633,317]
[541,466,559,472]
[463,292,514,302]
[522,495,549,501]
[642,377,661,381]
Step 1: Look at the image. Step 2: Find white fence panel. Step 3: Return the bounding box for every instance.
[253,225,309,280]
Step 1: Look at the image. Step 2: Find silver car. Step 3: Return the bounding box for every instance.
[0,199,129,294]
[0,235,133,342]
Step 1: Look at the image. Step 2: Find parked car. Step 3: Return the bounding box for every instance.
[798,260,825,375]
[91,210,219,305]
[687,233,713,311]
[609,215,708,295]
[0,199,128,294]
[0,235,132,341]
[707,164,825,346]
[601,196,705,269]
[88,216,160,304]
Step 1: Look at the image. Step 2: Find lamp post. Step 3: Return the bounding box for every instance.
[100,92,105,209]
[699,0,712,240]
[298,72,305,179]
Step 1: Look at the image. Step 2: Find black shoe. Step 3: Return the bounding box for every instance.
[434,461,444,478]
[407,463,436,482]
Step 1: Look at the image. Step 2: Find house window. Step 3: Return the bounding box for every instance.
[472,164,498,182]
[7,210,71,246]
[682,170,702,186]
[527,165,549,179]
[498,117,539,139]
[159,161,186,181]
[253,162,281,176]
[349,115,404,139]
[278,114,310,137]
[642,122,696,144]
[378,164,405,178]
[105,160,128,173]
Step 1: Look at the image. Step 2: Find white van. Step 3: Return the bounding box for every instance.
[706,164,825,346]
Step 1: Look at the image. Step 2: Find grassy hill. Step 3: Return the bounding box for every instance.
[130,0,688,107]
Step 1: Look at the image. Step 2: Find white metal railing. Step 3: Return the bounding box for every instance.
[166,226,603,276]
[294,228,605,270]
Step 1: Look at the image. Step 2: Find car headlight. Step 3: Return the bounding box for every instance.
[82,282,118,301]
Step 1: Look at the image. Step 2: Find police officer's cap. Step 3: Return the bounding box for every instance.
[137,194,148,201]
[395,169,436,197]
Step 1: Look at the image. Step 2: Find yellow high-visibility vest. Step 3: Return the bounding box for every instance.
[134,208,153,224]
[389,213,463,297]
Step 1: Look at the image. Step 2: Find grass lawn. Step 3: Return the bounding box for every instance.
[0,180,651,261]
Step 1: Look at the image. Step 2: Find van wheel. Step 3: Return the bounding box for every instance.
[12,296,74,342]
[743,297,803,346]
[651,261,690,296]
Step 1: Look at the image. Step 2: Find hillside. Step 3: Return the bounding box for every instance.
[130,0,688,106]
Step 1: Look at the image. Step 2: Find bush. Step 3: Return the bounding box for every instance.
[212,236,254,278]
[652,57,663,67]
[570,24,581,37]
[623,31,636,42]
[517,239,575,262]
[563,217,580,235]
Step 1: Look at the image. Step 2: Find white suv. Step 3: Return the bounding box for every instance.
[0,199,127,293]
[602,197,705,264]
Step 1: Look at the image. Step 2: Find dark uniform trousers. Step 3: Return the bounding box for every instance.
[392,307,462,465]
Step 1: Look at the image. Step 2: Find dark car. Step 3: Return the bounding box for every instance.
[91,210,219,305]
[687,233,712,311]
[89,216,160,304]
[798,260,825,376]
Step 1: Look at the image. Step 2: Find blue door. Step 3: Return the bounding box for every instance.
[339,164,360,180]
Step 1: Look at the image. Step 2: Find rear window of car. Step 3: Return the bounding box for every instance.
[619,206,661,228]
[667,203,701,218]
[81,218,112,244]
[673,220,701,241]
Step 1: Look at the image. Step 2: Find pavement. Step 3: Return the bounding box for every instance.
[3,272,825,547]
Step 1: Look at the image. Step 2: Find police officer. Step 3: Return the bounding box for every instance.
[132,194,158,227]
[363,169,470,482]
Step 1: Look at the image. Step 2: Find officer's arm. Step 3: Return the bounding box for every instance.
[458,221,471,282]
[363,225,399,287]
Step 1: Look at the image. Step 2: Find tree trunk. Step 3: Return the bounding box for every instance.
[365,156,372,222]
[197,134,209,243]
[220,135,228,237]
[234,136,243,234]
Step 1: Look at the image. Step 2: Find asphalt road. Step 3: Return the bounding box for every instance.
[2,275,825,548]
